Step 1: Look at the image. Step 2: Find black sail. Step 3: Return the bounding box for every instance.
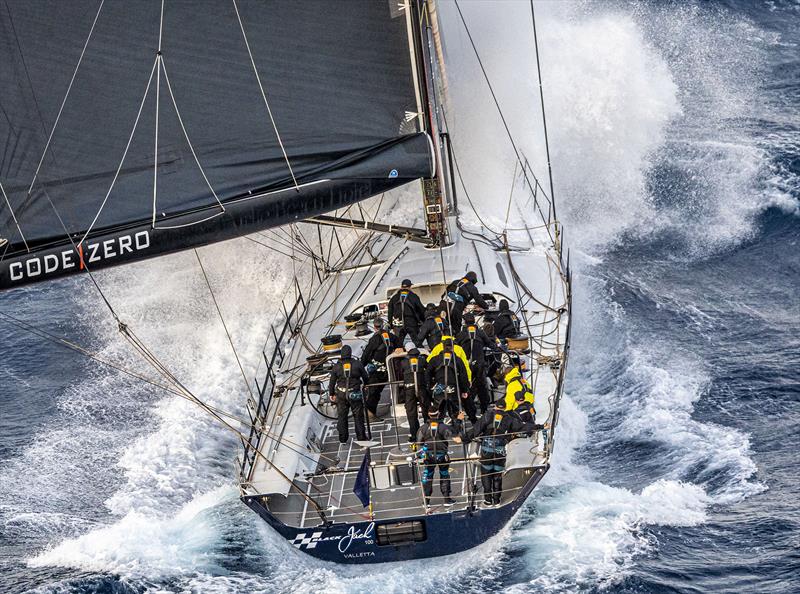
[0,0,432,289]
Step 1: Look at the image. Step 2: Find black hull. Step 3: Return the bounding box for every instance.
[242,466,548,564]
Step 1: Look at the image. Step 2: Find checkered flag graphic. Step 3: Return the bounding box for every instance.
[289,531,324,549]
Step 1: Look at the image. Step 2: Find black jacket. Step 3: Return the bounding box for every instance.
[328,358,369,396]
[387,289,425,329]
[425,350,470,392]
[455,325,494,366]
[400,355,428,390]
[448,278,489,309]
[493,311,520,339]
[465,406,540,445]
[416,419,462,455]
[417,313,447,350]
[513,401,537,424]
[361,330,402,366]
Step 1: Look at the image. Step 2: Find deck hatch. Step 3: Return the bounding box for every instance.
[376,520,427,546]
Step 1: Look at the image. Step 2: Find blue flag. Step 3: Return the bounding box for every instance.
[353,449,371,508]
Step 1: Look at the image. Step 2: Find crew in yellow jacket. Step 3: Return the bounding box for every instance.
[426,335,472,384]
[503,366,533,410]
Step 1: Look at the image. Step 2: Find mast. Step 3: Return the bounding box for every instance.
[406,0,451,246]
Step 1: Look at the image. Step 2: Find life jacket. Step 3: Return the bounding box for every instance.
[480,410,510,455]
[446,278,469,303]
[504,367,534,410]
[426,336,473,383]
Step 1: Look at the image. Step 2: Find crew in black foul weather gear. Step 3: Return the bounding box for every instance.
[465,399,543,505]
[328,345,370,443]
[445,271,488,332]
[424,339,471,421]
[387,279,426,344]
[493,299,520,340]
[416,408,464,505]
[399,348,430,441]
[455,312,494,414]
[417,303,448,349]
[361,318,403,416]
[513,390,536,424]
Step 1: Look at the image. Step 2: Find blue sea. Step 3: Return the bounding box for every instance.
[1,1,798,592]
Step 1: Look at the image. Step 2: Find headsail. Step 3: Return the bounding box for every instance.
[0,0,433,289]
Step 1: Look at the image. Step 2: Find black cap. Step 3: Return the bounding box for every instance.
[463,313,476,324]
[494,398,507,409]
[407,347,420,356]
[466,271,478,284]
[514,389,526,401]
[340,344,352,359]
[401,279,412,287]
[499,299,509,311]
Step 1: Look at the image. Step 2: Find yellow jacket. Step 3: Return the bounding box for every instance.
[504,367,533,410]
[426,336,472,383]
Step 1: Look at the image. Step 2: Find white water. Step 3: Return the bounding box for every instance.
[12,1,793,592]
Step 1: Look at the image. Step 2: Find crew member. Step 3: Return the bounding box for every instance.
[399,347,429,441]
[361,318,403,417]
[417,303,448,349]
[465,399,544,506]
[387,279,426,344]
[503,364,534,411]
[455,312,493,414]
[416,408,464,506]
[493,299,520,340]
[512,390,536,424]
[444,271,488,332]
[483,322,502,383]
[424,338,471,421]
[328,345,370,444]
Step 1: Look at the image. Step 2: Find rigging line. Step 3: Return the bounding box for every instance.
[39,183,123,323]
[0,180,28,251]
[122,324,330,522]
[452,0,550,205]
[194,248,254,401]
[0,309,181,396]
[503,160,518,231]
[0,309,282,437]
[530,0,556,220]
[80,58,157,244]
[257,230,307,257]
[151,0,164,228]
[231,0,300,191]
[159,59,226,215]
[243,235,300,262]
[25,0,105,201]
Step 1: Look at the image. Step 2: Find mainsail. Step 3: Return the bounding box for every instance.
[0,0,434,289]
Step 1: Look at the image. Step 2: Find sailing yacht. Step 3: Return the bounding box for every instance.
[235,2,571,563]
[0,0,569,564]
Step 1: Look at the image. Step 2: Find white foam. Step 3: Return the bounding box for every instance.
[29,486,233,576]
[509,479,709,591]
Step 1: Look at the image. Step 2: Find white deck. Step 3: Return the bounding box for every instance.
[241,228,568,527]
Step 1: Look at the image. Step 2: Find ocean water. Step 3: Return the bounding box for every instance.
[1,1,798,593]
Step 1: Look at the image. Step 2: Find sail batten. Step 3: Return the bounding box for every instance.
[0,0,432,289]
